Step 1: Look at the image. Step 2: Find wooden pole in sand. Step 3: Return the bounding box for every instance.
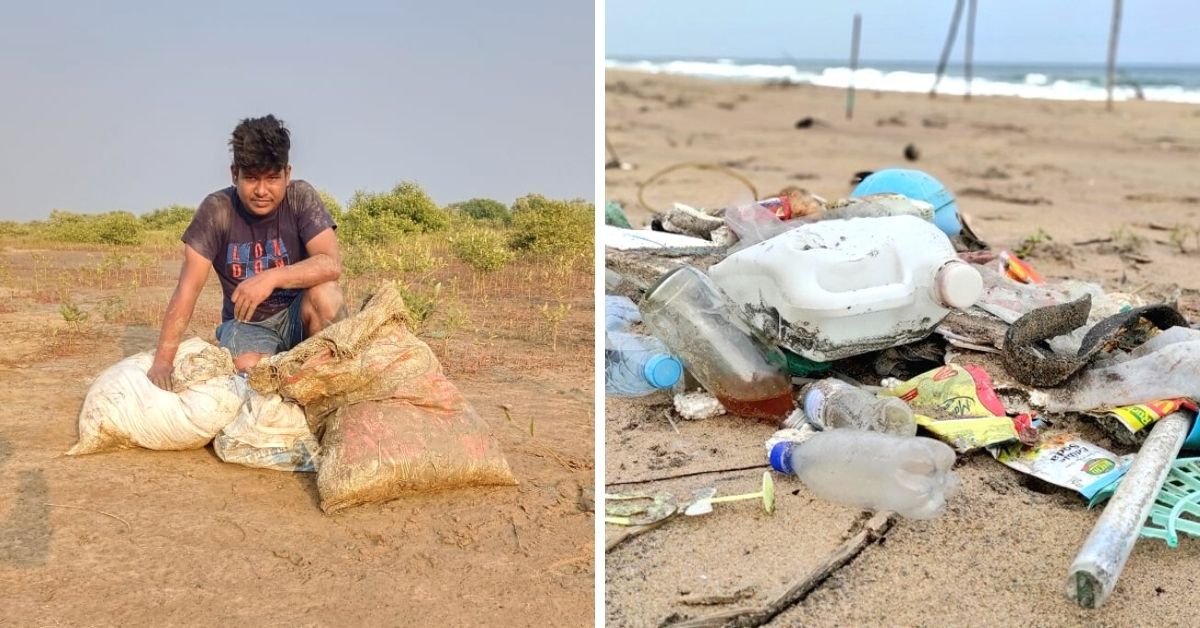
[846,13,861,120]
[930,0,966,98]
[964,0,977,102]
[1106,0,1123,111]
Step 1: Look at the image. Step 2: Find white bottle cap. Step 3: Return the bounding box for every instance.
[935,261,983,309]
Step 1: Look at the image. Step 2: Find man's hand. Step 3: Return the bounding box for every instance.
[231,272,276,322]
[147,358,174,391]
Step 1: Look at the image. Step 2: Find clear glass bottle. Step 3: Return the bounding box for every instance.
[639,265,795,420]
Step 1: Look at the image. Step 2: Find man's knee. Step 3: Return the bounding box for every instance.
[233,352,267,372]
[302,281,347,334]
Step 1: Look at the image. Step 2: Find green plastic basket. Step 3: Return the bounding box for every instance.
[1090,457,1200,548]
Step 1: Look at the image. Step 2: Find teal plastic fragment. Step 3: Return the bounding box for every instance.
[605,201,632,229]
[782,349,832,377]
[1089,457,1200,547]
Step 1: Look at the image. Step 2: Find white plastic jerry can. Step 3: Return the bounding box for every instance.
[709,215,982,361]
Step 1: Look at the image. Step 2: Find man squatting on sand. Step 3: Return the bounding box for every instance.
[148,114,348,390]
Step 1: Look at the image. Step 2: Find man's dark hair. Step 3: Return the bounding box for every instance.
[230,114,290,175]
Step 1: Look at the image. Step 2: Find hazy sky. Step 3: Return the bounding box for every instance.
[0,1,594,220]
[607,0,1199,65]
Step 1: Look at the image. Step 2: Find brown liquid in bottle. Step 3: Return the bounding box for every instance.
[715,391,796,421]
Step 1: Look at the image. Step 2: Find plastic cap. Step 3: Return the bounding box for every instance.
[643,354,683,389]
[769,442,797,475]
[852,169,961,236]
[936,261,984,309]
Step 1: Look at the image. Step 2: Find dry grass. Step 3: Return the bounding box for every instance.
[340,234,593,375]
[0,232,593,377]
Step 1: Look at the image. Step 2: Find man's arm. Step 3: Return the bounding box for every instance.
[148,244,211,390]
[230,228,342,322]
[266,227,341,289]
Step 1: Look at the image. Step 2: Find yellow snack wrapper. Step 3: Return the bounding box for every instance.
[882,364,1007,419]
[883,365,1034,451]
[1108,398,1196,433]
[914,414,1025,453]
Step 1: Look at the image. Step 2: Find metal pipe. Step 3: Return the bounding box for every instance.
[1066,411,1191,608]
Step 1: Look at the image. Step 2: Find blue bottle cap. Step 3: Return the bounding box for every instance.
[769,442,796,475]
[643,354,683,389]
[852,168,961,236]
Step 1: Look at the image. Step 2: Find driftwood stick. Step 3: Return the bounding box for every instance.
[671,512,895,628]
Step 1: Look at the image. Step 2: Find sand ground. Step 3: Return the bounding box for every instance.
[0,247,595,627]
[605,70,1200,627]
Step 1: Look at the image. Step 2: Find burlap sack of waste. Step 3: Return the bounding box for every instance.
[248,283,428,431]
[69,337,243,455]
[318,392,517,514]
[247,283,515,512]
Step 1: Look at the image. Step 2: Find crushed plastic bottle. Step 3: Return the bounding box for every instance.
[767,429,959,519]
[789,378,917,436]
[605,295,683,396]
[605,331,683,397]
[640,265,795,420]
[605,294,642,332]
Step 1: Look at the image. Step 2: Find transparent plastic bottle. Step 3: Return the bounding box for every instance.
[767,430,959,519]
[640,265,795,419]
[605,295,642,332]
[605,331,683,397]
[790,378,917,436]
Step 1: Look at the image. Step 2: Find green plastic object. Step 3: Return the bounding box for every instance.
[605,201,632,229]
[1089,457,1200,548]
[783,349,832,377]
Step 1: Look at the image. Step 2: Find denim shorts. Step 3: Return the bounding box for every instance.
[215,294,305,357]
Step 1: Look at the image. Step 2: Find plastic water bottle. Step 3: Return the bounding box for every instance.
[767,430,959,519]
[709,215,983,361]
[605,295,642,332]
[791,379,917,437]
[640,265,795,420]
[605,331,683,397]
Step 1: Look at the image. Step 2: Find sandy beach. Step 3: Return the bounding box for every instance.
[604,69,1200,627]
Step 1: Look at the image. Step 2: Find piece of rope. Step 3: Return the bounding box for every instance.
[636,162,758,214]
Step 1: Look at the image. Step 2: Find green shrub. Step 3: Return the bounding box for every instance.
[0,221,33,239]
[451,227,515,272]
[318,189,344,223]
[508,194,594,258]
[45,210,144,245]
[394,280,441,331]
[140,205,195,231]
[342,245,445,279]
[448,198,511,225]
[95,212,144,245]
[341,182,450,244]
[139,205,195,241]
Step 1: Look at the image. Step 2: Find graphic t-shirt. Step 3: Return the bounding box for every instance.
[181,180,336,323]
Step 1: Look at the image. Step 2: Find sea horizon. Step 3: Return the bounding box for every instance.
[606,55,1200,104]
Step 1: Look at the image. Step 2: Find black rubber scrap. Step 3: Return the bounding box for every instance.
[1001,296,1189,387]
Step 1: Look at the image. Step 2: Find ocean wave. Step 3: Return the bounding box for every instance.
[606,59,1200,104]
